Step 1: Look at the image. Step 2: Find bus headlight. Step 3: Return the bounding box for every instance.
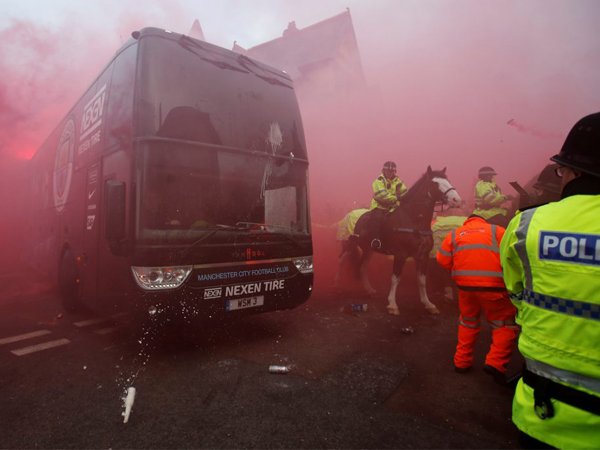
[293,256,313,274]
[131,265,193,290]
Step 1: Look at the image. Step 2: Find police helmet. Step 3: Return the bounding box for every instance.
[551,112,600,177]
[478,166,497,178]
[382,161,397,171]
[532,164,561,195]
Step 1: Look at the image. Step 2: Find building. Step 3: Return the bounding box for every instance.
[233,9,366,98]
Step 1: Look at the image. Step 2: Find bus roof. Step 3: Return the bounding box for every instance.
[134,27,294,87]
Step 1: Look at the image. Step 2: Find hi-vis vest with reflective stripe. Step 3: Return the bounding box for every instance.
[436,216,505,288]
[430,215,468,257]
[473,180,508,219]
[500,195,600,449]
[370,175,407,211]
[336,208,369,241]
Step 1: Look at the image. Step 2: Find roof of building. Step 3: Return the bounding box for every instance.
[188,19,205,41]
[236,9,364,86]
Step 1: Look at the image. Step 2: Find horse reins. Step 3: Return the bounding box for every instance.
[393,183,456,235]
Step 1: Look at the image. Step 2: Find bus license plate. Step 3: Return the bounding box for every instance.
[226,295,264,311]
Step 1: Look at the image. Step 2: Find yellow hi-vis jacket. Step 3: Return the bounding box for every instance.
[473,180,508,219]
[500,195,600,449]
[370,174,407,211]
[430,215,468,257]
[336,208,369,241]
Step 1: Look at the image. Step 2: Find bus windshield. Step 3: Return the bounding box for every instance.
[137,141,309,241]
[134,34,310,244]
[136,34,307,159]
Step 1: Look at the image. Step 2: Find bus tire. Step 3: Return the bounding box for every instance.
[58,249,79,312]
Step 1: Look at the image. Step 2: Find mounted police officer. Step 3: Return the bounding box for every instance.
[500,112,600,449]
[473,166,513,227]
[369,161,407,249]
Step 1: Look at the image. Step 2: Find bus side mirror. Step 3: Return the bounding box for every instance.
[105,180,126,241]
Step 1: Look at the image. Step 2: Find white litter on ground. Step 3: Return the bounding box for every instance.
[122,386,136,423]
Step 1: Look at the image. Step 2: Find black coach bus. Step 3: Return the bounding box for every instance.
[26,27,313,320]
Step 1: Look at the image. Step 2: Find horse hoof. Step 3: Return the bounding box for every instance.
[387,306,400,316]
[425,305,440,315]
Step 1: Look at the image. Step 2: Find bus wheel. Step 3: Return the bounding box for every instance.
[58,249,79,312]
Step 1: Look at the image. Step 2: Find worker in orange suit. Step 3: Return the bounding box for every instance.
[436,214,519,383]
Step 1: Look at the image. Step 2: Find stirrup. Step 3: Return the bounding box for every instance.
[370,238,382,249]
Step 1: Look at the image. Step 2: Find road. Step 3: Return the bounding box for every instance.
[0,267,521,449]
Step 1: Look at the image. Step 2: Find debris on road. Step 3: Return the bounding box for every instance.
[351,303,368,312]
[268,365,291,374]
[122,386,136,423]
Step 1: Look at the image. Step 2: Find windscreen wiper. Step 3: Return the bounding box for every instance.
[235,222,305,248]
[177,35,249,73]
[181,225,240,257]
[236,55,293,89]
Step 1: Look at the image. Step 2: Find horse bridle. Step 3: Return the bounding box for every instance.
[392,178,456,235]
[441,186,457,199]
[434,184,458,213]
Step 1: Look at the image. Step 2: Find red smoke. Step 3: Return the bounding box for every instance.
[0,20,104,160]
[2,2,599,296]
[0,8,190,275]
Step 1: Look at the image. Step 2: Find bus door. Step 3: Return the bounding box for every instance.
[96,149,132,312]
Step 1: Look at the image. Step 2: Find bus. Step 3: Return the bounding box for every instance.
[26,27,313,321]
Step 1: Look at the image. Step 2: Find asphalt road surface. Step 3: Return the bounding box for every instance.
[0,266,522,449]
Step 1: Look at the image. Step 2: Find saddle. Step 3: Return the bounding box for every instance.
[356,209,390,252]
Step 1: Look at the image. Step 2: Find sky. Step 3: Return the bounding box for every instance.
[1,0,600,227]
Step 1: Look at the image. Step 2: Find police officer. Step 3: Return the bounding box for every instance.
[500,112,600,449]
[473,166,512,227]
[369,161,407,249]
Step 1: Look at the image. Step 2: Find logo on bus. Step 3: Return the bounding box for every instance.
[204,287,222,299]
[53,119,75,212]
[80,84,106,141]
[232,248,266,260]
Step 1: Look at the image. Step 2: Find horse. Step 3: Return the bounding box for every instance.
[335,166,462,315]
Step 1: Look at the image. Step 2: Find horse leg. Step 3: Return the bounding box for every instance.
[386,273,401,316]
[359,250,377,296]
[416,258,440,315]
[386,255,406,316]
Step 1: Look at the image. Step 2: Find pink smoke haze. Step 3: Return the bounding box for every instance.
[1,0,599,290]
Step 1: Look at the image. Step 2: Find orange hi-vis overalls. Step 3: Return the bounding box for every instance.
[436,216,519,372]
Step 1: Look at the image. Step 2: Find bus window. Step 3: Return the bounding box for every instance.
[106,44,137,151]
